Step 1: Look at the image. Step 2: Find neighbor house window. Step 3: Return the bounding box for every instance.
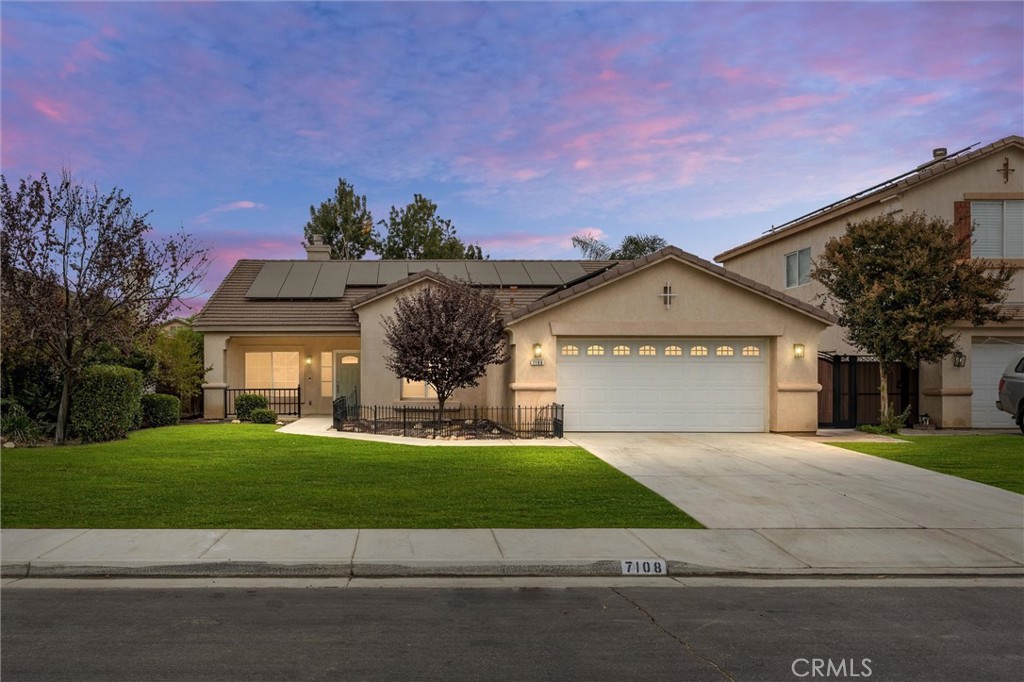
[245,351,300,389]
[971,200,1024,258]
[785,247,812,288]
[638,345,657,356]
[689,345,708,357]
[612,345,630,356]
[320,352,333,398]
[401,379,437,400]
[561,345,579,356]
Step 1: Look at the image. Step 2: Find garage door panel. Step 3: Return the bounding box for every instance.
[972,341,1024,428]
[557,338,766,432]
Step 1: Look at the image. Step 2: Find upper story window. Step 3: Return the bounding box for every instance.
[785,247,812,288]
[972,201,1024,258]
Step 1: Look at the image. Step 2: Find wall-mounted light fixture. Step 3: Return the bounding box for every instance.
[533,343,543,358]
[952,350,966,368]
[793,343,806,359]
[305,355,313,366]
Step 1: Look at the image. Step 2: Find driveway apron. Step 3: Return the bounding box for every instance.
[567,433,1024,531]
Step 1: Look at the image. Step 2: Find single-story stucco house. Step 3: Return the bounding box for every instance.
[715,134,1024,429]
[194,245,836,433]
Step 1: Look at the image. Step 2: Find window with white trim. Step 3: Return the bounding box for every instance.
[320,352,333,398]
[245,351,300,389]
[401,379,437,400]
[971,200,1024,258]
[785,247,812,288]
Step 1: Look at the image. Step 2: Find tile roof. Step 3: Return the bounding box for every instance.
[504,246,838,326]
[715,134,1024,263]
[194,259,607,332]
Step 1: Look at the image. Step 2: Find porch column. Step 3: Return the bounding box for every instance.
[202,333,230,419]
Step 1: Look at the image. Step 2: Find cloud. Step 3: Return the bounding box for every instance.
[193,200,267,224]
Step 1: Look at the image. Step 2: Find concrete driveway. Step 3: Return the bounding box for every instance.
[567,432,1024,531]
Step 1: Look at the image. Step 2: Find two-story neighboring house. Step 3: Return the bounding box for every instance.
[715,135,1024,429]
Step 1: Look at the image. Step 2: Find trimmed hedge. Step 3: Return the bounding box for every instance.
[141,393,181,428]
[250,408,278,424]
[71,365,144,442]
[234,393,268,421]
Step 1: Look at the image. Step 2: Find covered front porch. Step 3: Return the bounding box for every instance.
[201,334,361,418]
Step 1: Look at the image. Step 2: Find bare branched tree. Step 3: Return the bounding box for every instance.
[1,170,209,443]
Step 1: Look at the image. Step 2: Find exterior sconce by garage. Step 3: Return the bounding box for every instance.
[530,343,544,366]
[952,350,966,368]
[793,343,806,359]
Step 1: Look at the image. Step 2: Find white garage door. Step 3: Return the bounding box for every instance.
[556,339,766,432]
[972,340,1024,428]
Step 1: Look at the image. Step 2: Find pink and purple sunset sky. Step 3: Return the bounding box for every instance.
[2,1,1022,311]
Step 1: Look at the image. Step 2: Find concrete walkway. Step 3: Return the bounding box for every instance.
[2,426,1021,580]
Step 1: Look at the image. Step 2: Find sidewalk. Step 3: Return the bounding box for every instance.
[3,527,1022,579]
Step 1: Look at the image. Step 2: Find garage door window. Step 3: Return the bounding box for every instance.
[689,345,707,356]
[613,345,631,356]
[587,345,605,356]
[666,345,683,356]
[639,345,657,356]
[742,345,761,357]
[561,345,579,356]
[716,345,735,356]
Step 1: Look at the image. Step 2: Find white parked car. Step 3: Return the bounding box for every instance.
[996,351,1024,434]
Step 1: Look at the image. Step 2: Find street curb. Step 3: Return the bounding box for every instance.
[5,560,1022,580]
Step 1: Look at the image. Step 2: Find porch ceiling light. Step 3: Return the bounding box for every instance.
[793,343,806,359]
[532,343,543,358]
[952,350,966,368]
[305,355,313,366]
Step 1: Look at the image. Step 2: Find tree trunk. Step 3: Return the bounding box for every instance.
[55,371,72,445]
[878,362,890,422]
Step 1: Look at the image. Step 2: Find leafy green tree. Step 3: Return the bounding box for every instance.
[812,211,1013,428]
[153,320,209,410]
[303,178,375,259]
[373,194,484,260]
[381,278,508,415]
[571,232,668,260]
[1,170,208,444]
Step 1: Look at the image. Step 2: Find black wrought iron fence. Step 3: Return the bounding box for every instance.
[225,387,302,417]
[333,400,563,439]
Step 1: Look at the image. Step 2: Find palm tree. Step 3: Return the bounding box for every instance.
[571,232,668,260]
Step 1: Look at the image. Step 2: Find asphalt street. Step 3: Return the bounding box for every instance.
[2,582,1022,682]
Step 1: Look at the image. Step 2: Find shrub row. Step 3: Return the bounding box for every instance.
[234,393,277,423]
[71,365,145,443]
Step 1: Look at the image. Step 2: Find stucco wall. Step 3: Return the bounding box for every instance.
[505,257,829,432]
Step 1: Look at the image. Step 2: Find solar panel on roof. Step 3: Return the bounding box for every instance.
[378,262,410,285]
[310,262,349,298]
[347,261,380,285]
[464,261,501,285]
[551,262,588,283]
[245,262,293,298]
[435,262,470,282]
[522,261,562,286]
[494,262,530,285]
[277,262,322,298]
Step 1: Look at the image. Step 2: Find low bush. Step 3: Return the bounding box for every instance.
[71,365,144,442]
[1,400,42,444]
[141,393,181,428]
[234,393,268,421]
[249,408,278,424]
[857,405,912,435]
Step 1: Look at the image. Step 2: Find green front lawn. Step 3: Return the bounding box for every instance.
[0,424,701,529]
[832,435,1024,494]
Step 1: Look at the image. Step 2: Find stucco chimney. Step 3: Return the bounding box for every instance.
[932,147,948,160]
[304,234,331,261]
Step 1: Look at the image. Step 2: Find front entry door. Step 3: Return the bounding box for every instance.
[334,352,360,407]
